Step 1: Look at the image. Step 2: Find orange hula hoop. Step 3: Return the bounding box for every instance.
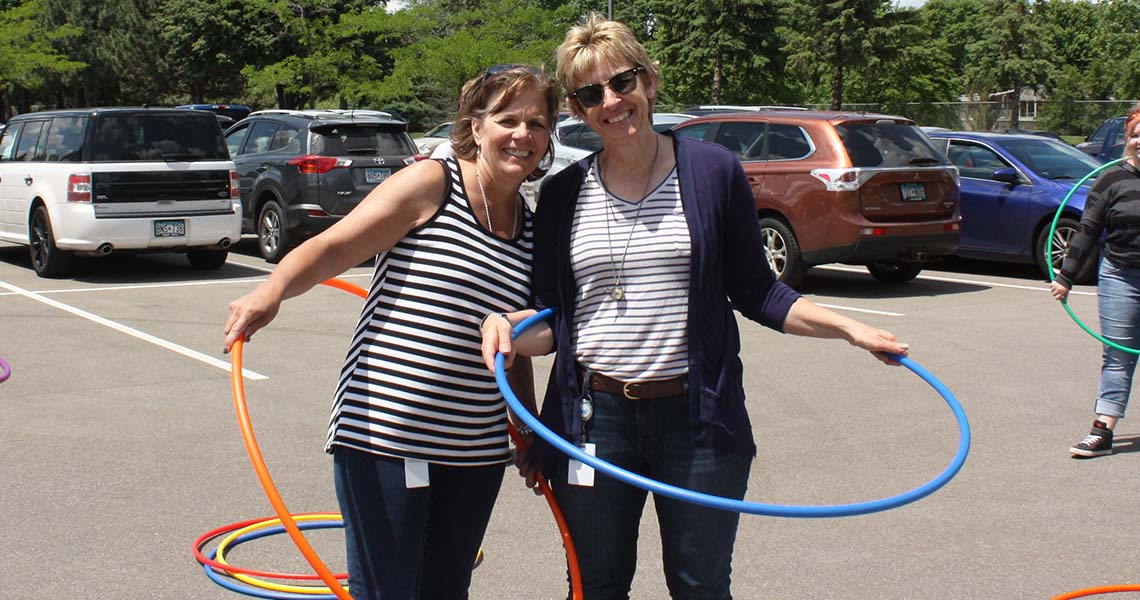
[1053,584,1140,599]
[228,277,582,600]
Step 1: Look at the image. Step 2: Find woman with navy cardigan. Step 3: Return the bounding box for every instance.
[481,14,910,600]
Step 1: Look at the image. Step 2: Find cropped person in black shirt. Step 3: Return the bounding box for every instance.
[1051,107,1140,457]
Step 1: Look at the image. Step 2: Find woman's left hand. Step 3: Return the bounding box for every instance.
[848,322,909,365]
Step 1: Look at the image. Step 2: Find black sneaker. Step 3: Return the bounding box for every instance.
[1070,420,1114,458]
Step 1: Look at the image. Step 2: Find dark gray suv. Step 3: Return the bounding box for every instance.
[224,109,418,261]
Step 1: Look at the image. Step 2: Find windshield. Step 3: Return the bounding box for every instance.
[835,123,950,168]
[1000,138,1102,180]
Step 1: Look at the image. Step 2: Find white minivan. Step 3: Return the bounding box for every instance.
[0,107,241,277]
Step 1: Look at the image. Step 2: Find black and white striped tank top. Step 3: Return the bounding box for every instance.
[325,156,533,466]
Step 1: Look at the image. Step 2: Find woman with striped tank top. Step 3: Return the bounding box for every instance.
[223,66,558,600]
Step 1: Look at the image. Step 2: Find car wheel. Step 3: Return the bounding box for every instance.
[1036,216,1096,285]
[867,261,923,284]
[257,201,291,263]
[28,205,73,278]
[186,249,229,270]
[758,217,805,288]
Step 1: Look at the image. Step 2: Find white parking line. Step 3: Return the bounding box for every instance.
[0,279,268,380]
[0,277,269,297]
[814,303,904,317]
[816,264,1097,296]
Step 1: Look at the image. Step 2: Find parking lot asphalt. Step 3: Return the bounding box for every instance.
[2,238,1138,600]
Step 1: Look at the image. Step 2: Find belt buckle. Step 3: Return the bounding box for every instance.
[622,380,642,400]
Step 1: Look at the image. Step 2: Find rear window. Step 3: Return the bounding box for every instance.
[835,123,948,168]
[312,125,415,157]
[90,113,228,161]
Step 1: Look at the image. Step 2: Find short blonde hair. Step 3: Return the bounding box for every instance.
[555,12,659,118]
[450,66,559,166]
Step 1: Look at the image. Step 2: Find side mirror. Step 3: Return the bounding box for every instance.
[991,167,1021,184]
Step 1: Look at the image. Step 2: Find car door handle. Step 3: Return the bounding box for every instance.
[24,176,32,186]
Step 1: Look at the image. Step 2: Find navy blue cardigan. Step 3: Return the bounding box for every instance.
[532,132,801,455]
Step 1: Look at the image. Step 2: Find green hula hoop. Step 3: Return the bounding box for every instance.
[1047,157,1138,354]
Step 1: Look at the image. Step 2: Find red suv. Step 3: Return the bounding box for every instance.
[673,110,960,287]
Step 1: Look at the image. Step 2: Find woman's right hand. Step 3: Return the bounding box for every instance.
[514,446,544,496]
[223,286,282,353]
[1050,280,1071,301]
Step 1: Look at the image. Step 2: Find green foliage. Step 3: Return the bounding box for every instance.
[648,0,787,107]
[0,0,1135,133]
[0,0,82,103]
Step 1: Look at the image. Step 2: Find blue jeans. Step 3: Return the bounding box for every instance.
[1095,258,1140,419]
[549,389,753,600]
[332,447,505,600]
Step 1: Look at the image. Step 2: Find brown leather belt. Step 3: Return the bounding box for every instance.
[582,370,688,400]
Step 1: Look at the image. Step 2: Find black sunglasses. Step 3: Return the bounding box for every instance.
[482,64,542,84]
[569,66,644,108]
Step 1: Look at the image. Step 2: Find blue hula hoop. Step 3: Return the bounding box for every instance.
[497,308,970,518]
[202,520,342,600]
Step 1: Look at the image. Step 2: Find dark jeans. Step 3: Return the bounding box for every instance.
[549,389,753,600]
[332,446,505,600]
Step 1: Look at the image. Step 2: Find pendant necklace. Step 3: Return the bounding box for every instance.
[603,136,660,301]
[475,162,517,237]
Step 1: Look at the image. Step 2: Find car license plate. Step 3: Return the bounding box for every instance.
[900,182,926,202]
[154,219,185,237]
[365,168,391,183]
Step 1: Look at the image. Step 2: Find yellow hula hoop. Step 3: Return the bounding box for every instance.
[216,514,346,595]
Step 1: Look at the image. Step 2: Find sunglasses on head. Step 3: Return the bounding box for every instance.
[482,64,542,84]
[569,66,644,108]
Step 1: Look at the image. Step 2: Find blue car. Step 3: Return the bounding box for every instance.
[927,131,1104,283]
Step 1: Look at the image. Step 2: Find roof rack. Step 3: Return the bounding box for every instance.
[684,105,809,112]
[247,108,399,121]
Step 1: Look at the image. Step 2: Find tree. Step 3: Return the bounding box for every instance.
[648,0,787,107]
[38,0,170,107]
[356,0,571,129]
[156,0,268,103]
[842,5,957,120]
[0,0,82,117]
[962,0,1052,129]
[781,0,897,109]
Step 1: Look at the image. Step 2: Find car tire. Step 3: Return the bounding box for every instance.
[758,217,805,288]
[186,249,229,270]
[257,201,292,263]
[867,261,923,284]
[28,205,73,278]
[1035,216,1096,285]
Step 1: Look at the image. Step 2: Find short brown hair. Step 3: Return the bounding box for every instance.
[555,12,659,118]
[449,66,559,169]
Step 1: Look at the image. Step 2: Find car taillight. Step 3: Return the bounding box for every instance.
[288,155,351,174]
[67,174,91,203]
[810,168,873,191]
[229,169,239,199]
[406,156,423,164]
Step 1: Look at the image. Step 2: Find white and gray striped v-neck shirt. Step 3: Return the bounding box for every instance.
[325,156,533,466]
[571,157,691,380]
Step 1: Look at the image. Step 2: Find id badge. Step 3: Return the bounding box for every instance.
[405,459,430,488]
[568,443,596,487]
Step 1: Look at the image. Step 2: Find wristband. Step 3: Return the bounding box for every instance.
[480,312,511,329]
